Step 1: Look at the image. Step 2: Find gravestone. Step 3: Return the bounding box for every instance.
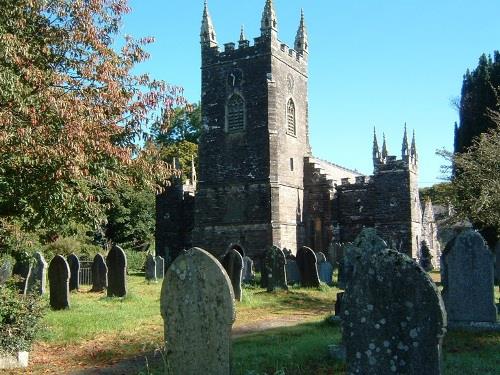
[342,249,447,375]
[222,249,244,301]
[145,254,157,282]
[0,259,12,285]
[91,254,108,292]
[156,256,165,278]
[28,251,48,295]
[106,245,127,297]
[263,246,288,292]
[441,230,497,323]
[48,255,71,310]
[318,261,334,285]
[316,251,327,264]
[242,256,254,283]
[327,241,344,265]
[296,246,320,287]
[12,253,31,295]
[286,259,301,285]
[67,253,80,291]
[160,247,235,375]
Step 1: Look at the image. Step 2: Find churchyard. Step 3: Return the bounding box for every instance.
[1,231,498,374]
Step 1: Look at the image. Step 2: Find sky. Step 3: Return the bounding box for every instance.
[123,0,500,187]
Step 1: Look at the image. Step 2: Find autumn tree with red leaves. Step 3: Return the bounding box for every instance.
[0,0,182,249]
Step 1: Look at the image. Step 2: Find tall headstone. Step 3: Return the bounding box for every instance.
[48,255,70,310]
[160,247,235,375]
[263,246,288,292]
[106,245,127,297]
[342,249,447,375]
[156,256,165,279]
[0,259,12,285]
[222,249,244,301]
[286,259,301,285]
[67,253,80,291]
[318,261,334,285]
[12,253,31,295]
[296,246,320,287]
[441,230,497,323]
[145,254,157,282]
[242,256,254,284]
[28,251,48,295]
[91,253,108,292]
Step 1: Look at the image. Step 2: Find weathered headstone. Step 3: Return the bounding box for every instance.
[327,241,344,266]
[222,249,244,301]
[48,255,70,310]
[145,254,157,282]
[0,259,12,285]
[342,249,447,375]
[67,253,80,291]
[91,254,108,292]
[263,246,288,292]
[286,259,301,285]
[12,253,31,295]
[156,256,165,278]
[296,246,320,287]
[106,245,127,297]
[160,247,235,375]
[27,251,48,295]
[242,256,254,283]
[318,261,334,285]
[316,251,327,264]
[441,230,497,323]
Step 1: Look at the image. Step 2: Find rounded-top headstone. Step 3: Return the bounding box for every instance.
[263,246,288,292]
[91,253,108,292]
[342,249,447,375]
[48,255,71,310]
[161,247,235,375]
[106,245,127,297]
[296,246,320,287]
[222,248,244,301]
[28,251,48,295]
[316,251,327,264]
[352,227,388,255]
[145,254,157,282]
[441,229,497,323]
[67,253,80,291]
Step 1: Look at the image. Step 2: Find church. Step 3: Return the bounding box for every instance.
[156,0,440,267]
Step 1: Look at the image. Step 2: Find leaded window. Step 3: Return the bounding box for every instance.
[227,94,245,132]
[287,98,296,136]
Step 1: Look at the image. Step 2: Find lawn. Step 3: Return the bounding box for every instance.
[8,274,499,374]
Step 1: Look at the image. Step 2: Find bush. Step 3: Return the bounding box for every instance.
[42,237,102,262]
[0,282,45,354]
[124,248,148,272]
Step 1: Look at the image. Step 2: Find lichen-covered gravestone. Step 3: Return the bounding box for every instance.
[67,253,80,291]
[296,246,320,287]
[242,256,254,283]
[286,259,301,285]
[0,259,13,285]
[160,247,235,375]
[441,230,497,323]
[342,249,447,375]
[91,254,108,292]
[106,245,127,297]
[48,255,71,310]
[222,248,244,301]
[145,254,157,282]
[155,256,165,279]
[263,246,288,292]
[28,251,48,295]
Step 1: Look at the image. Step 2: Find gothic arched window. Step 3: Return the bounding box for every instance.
[227,94,245,132]
[287,98,296,136]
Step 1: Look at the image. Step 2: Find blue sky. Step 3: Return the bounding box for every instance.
[123,0,500,187]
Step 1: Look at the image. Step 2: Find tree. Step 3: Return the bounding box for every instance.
[455,52,500,155]
[0,0,182,250]
[452,113,500,240]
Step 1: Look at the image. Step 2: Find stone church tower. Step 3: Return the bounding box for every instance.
[192,1,312,257]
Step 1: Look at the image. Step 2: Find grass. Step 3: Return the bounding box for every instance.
[23,274,500,375]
